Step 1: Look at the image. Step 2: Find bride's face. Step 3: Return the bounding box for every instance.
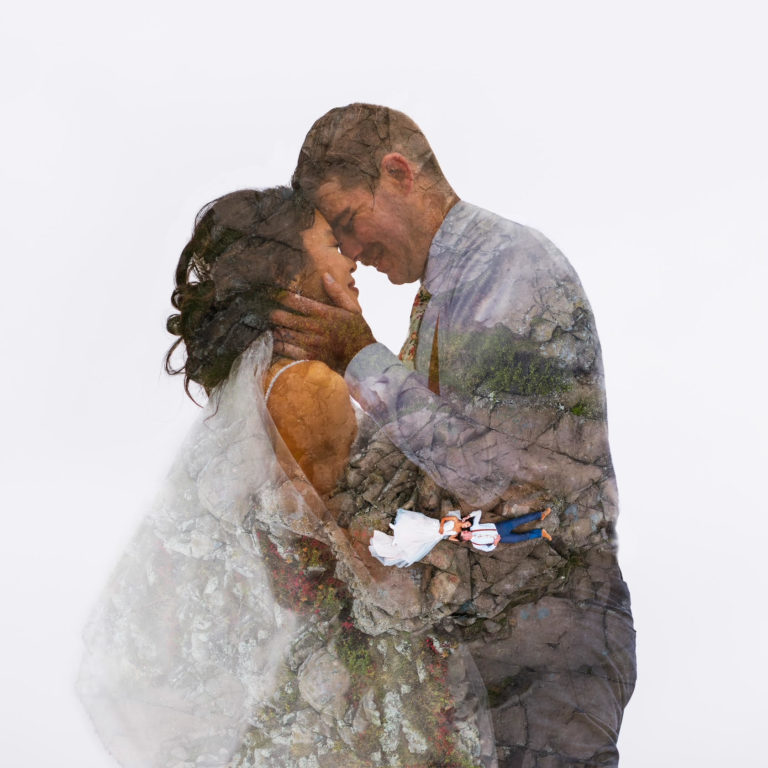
[297,211,361,311]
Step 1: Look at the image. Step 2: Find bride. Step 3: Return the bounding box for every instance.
[77,187,497,768]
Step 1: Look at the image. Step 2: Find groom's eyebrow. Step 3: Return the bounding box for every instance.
[330,207,351,230]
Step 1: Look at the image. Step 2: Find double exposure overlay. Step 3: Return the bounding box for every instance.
[79,105,635,768]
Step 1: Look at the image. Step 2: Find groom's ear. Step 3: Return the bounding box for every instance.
[379,152,414,193]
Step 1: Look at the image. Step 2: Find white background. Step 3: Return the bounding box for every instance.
[1,2,766,766]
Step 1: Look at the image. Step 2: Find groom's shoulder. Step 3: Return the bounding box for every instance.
[452,202,561,257]
[449,201,575,279]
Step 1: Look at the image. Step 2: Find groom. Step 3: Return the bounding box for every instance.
[273,104,636,767]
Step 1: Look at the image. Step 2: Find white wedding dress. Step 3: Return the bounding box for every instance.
[77,336,312,768]
[77,335,497,768]
[369,508,458,567]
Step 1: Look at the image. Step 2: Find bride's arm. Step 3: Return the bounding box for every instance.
[439,511,461,536]
[266,360,357,496]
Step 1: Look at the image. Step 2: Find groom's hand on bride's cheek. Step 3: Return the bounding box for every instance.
[271,291,376,373]
[322,272,362,314]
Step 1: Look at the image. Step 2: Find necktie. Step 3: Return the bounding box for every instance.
[398,285,440,394]
[398,285,431,368]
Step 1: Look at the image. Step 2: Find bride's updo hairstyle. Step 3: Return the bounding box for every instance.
[165,187,313,399]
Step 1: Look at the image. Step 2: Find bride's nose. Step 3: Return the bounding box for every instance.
[339,250,357,271]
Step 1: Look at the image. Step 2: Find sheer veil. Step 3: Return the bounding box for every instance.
[78,335,303,766]
[77,334,497,768]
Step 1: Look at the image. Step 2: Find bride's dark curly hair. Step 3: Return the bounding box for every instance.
[165,187,313,400]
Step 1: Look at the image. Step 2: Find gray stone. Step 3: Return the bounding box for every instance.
[420,541,455,570]
[473,591,511,619]
[360,687,381,727]
[401,718,428,754]
[426,570,463,605]
[297,649,351,720]
[490,559,548,597]
[380,691,402,753]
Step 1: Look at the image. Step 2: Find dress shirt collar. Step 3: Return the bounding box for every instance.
[423,200,483,294]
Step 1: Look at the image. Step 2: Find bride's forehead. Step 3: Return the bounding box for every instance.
[301,211,337,250]
[312,209,331,229]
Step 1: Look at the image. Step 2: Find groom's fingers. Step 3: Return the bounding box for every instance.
[271,307,317,332]
[275,290,335,317]
[323,273,362,313]
[272,325,325,350]
[271,338,310,361]
[271,292,348,336]
[272,324,345,367]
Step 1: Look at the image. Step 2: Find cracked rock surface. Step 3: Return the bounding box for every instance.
[231,532,497,768]
[323,418,635,766]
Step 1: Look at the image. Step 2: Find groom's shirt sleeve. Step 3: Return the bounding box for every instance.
[346,341,513,507]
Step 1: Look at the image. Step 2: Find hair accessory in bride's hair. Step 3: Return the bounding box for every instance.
[190,250,212,281]
[166,313,182,336]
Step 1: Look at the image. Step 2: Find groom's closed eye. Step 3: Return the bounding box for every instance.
[340,212,356,233]
[331,208,359,237]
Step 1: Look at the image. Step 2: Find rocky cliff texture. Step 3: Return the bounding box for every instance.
[232,414,631,767]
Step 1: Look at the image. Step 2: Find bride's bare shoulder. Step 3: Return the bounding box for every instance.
[264,360,356,495]
[266,359,349,405]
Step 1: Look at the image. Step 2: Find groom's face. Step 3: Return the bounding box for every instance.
[314,176,428,285]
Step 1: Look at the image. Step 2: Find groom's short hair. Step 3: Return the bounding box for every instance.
[292,103,446,196]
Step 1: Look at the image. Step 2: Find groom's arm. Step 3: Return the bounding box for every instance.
[465,510,483,528]
[344,343,523,508]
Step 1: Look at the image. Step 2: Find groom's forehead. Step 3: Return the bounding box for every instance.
[314,178,371,222]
